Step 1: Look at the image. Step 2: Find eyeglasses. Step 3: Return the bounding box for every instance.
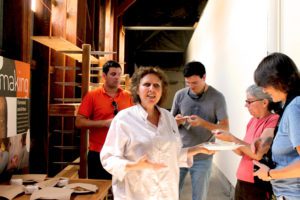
[112,101,118,116]
[245,99,263,105]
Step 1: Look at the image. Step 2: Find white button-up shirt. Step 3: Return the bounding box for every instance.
[100,104,192,200]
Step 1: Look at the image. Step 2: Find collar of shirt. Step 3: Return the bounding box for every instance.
[136,104,162,123]
[100,86,123,98]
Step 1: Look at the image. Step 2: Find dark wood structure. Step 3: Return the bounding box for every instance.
[0,0,207,177]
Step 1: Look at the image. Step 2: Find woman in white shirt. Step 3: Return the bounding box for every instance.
[100,67,213,200]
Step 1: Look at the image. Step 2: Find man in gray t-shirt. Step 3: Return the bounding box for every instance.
[171,61,229,200]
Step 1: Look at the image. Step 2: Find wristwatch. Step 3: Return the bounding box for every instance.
[267,169,273,180]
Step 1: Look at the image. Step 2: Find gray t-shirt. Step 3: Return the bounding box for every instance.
[171,86,228,160]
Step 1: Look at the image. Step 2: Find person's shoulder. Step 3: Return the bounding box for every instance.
[119,88,132,96]
[260,113,279,125]
[292,96,300,104]
[157,106,170,115]
[157,107,175,120]
[87,87,103,96]
[175,87,188,96]
[269,113,280,120]
[207,86,225,98]
[286,96,300,111]
[208,85,221,93]
[116,105,137,118]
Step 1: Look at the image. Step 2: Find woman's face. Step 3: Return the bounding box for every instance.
[138,73,162,108]
[262,86,287,103]
[245,93,268,118]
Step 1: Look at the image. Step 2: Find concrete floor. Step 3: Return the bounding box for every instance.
[180,164,234,200]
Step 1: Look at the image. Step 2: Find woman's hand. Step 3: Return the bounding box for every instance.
[126,155,167,172]
[253,160,271,181]
[211,129,234,142]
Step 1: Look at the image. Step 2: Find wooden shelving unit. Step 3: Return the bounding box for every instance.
[49,104,80,116]
[32,37,93,177]
[32,34,130,177]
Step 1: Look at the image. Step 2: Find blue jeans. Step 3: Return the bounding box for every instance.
[179,157,213,200]
[277,196,300,200]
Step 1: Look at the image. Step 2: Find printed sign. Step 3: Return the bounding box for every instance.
[0,56,30,181]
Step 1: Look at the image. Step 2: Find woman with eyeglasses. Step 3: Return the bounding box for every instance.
[212,84,279,200]
[100,67,214,200]
[253,52,300,200]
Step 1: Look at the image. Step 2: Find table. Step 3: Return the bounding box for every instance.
[13,178,112,200]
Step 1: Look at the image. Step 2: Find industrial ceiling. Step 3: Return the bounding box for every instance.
[121,0,208,70]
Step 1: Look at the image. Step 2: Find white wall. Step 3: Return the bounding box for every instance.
[280,0,300,66]
[186,0,300,185]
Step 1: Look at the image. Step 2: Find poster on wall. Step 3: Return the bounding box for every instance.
[0,56,30,181]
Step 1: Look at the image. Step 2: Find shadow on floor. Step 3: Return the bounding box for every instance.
[180,164,235,200]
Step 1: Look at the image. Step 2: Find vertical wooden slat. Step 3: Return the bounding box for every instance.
[112,0,118,61]
[79,44,91,178]
[104,0,113,60]
[65,0,77,99]
[118,22,125,74]
[49,0,67,174]
[99,0,105,51]
[51,0,67,102]
[22,0,32,62]
[76,0,87,46]
[31,0,51,174]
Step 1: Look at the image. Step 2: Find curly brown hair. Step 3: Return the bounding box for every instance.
[130,67,168,106]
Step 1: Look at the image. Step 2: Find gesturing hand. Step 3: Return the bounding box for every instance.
[126,155,167,172]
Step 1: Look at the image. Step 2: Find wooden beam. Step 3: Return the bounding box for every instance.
[98,0,106,51]
[65,0,78,98]
[119,22,125,74]
[104,0,113,60]
[21,0,32,62]
[116,0,136,17]
[76,0,87,46]
[79,44,91,178]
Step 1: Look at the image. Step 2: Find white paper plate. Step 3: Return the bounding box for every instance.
[202,142,243,150]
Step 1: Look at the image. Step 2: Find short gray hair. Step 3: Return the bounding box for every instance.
[246,84,272,102]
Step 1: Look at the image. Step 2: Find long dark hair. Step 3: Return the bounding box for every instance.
[254,52,300,95]
[254,53,300,172]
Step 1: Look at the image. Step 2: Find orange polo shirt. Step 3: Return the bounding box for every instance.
[78,87,133,152]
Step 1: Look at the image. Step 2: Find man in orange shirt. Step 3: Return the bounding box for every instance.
[76,60,133,179]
